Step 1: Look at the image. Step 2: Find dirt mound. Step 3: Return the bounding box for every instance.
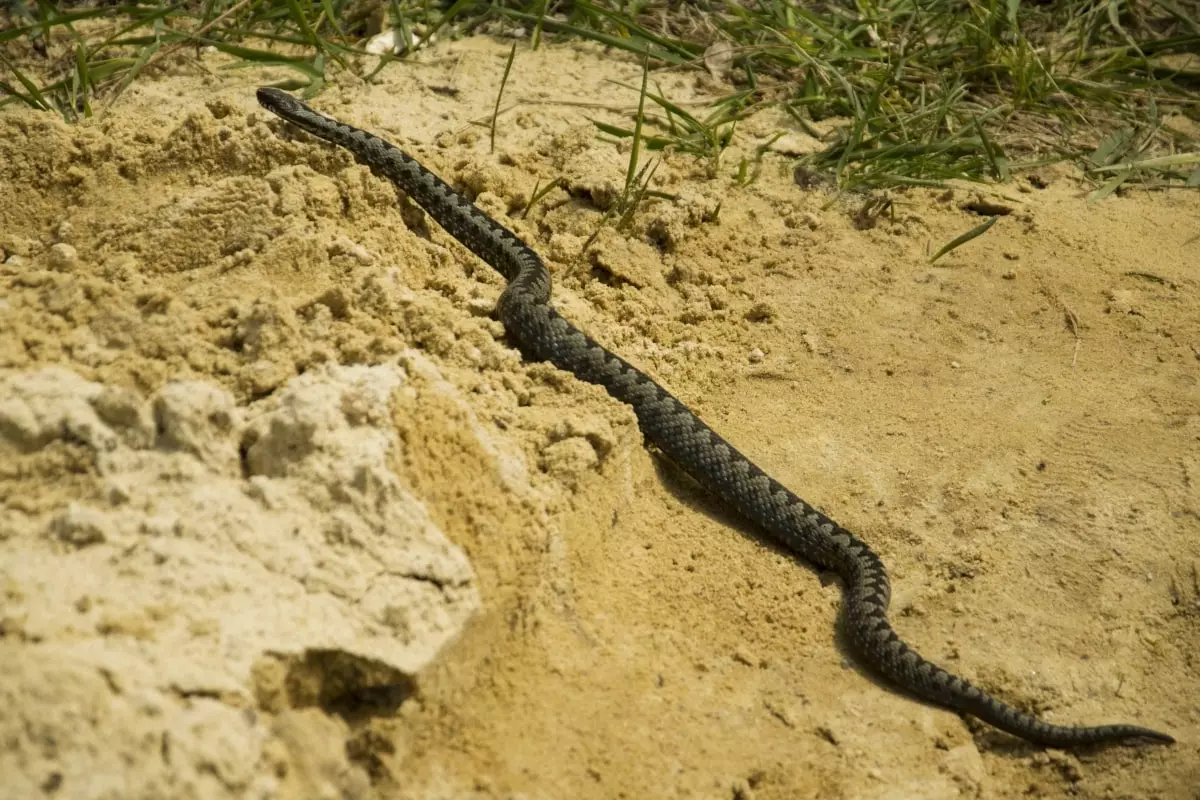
[1,35,1196,800]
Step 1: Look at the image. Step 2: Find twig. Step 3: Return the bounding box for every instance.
[1038,285,1082,367]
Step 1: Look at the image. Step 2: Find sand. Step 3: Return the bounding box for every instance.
[1,35,1197,800]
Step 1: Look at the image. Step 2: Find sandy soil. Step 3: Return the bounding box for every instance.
[1,36,1197,800]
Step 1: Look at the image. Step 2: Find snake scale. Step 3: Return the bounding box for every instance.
[256,87,1173,748]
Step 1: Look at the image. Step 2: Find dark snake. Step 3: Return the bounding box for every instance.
[256,87,1173,748]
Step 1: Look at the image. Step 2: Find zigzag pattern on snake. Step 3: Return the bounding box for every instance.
[256,87,1172,748]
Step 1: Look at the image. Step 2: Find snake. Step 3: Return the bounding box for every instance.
[256,87,1173,748]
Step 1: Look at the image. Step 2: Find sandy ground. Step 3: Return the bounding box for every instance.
[1,36,1198,800]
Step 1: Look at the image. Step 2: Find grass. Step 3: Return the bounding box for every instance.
[593,82,751,178]
[490,40,517,154]
[929,214,1000,263]
[2,0,1198,194]
[583,51,672,252]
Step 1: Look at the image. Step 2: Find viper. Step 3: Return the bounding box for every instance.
[256,86,1172,748]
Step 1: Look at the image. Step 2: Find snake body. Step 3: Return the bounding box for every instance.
[256,87,1172,748]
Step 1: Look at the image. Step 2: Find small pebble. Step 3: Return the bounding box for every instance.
[748,347,764,364]
[48,242,79,271]
[327,236,374,265]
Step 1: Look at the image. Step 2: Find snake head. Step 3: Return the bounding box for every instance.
[256,87,304,115]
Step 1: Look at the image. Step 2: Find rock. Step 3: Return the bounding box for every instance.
[0,362,480,799]
[47,242,79,271]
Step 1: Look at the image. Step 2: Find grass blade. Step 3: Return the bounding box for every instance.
[1092,152,1200,172]
[930,216,999,264]
[1088,170,1131,202]
[491,42,517,155]
[625,51,650,196]
[0,53,51,110]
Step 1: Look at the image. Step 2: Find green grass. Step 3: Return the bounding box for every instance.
[2,0,1198,193]
[930,214,1000,263]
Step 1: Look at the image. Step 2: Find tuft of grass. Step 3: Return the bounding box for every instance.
[1,0,334,118]
[593,83,752,178]
[583,50,655,252]
[581,52,685,251]
[1,0,1197,195]
[496,0,1200,192]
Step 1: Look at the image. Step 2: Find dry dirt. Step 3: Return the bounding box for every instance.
[1,36,1198,800]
